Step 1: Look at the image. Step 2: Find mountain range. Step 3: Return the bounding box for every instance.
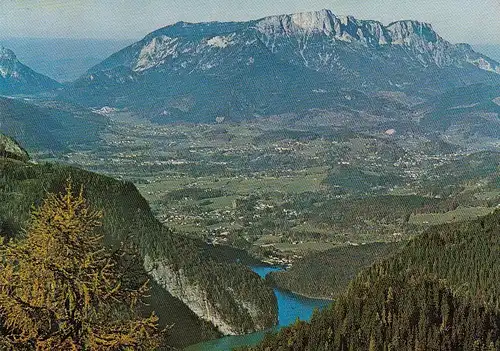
[58,9,500,124]
[0,9,499,149]
[0,38,135,82]
[1,9,499,350]
[0,97,107,152]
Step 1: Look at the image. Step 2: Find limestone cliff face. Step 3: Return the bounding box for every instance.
[0,133,29,162]
[144,255,277,335]
[71,8,500,124]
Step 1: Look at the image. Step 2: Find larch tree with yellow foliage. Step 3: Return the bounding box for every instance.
[0,180,163,350]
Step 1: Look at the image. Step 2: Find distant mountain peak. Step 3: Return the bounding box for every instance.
[0,47,60,94]
[83,9,500,78]
[388,19,434,29]
[254,10,444,47]
[255,9,336,34]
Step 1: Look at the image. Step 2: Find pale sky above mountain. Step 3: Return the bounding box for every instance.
[0,0,498,44]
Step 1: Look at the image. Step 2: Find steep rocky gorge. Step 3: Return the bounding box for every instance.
[144,255,277,335]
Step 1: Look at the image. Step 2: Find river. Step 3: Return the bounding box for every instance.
[184,265,331,351]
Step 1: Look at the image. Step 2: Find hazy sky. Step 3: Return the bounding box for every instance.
[0,0,499,44]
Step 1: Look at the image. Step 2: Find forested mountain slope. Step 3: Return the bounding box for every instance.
[247,210,500,350]
[267,242,401,299]
[0,47,60,94]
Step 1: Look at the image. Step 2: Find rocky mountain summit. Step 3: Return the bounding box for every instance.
[254,10,499,73]
[0,47,61,94]
[86,10,500,77]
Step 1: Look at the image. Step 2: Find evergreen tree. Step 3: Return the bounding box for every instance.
[0,181,162,350]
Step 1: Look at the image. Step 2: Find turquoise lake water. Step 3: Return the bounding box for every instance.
[184,266,331,351]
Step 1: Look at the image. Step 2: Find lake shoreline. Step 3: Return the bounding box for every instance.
[184,265,331,351]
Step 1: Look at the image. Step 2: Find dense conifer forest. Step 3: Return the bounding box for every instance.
[246,210,500,350]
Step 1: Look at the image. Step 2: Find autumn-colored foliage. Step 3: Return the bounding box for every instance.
[0,180,162,350]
